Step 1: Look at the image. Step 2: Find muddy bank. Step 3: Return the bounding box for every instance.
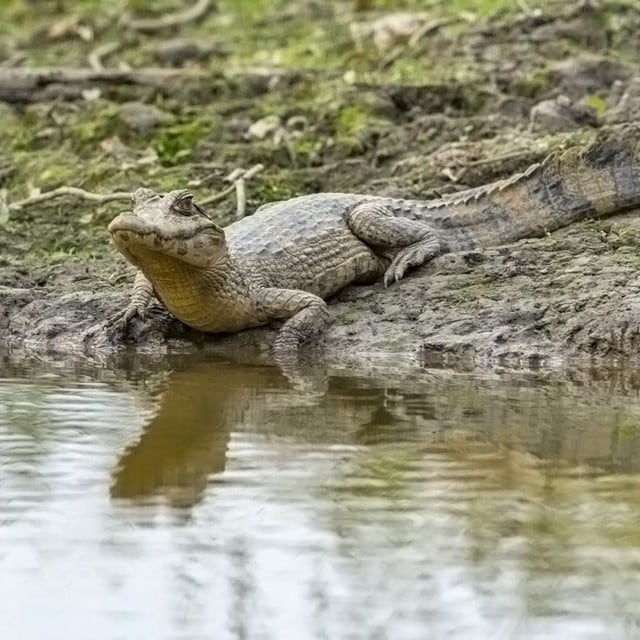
[3,1,640,373]
[3,202,640,374]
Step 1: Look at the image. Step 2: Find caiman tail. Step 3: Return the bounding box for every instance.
[423,125,640,251]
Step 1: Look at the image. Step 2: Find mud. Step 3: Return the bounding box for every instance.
[3,1,640,374]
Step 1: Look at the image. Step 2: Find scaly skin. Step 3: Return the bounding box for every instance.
[107,128,640,361]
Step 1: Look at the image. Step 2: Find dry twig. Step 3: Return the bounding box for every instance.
[0,67,208,103]
[199,164,264,215]
[87,41,124,72]
[8,186,131,211]
[129,0,213,33]
[381,19,450,68]
[0,51,26,68]
[6,165,264,219]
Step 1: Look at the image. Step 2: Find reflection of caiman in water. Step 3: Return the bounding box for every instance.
[110,361,239,506]
[110,359,426,506]
[111,359,640,507]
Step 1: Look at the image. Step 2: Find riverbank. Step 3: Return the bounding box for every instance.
[3,1,640,372]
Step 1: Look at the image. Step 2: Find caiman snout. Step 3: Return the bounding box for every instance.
[108,189,226,268]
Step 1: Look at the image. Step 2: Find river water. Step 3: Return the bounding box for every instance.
[1,352,640,640]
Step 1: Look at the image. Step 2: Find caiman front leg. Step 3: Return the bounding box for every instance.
[255,287,330,362]
[104,270,156,330]
[346,202,444,286]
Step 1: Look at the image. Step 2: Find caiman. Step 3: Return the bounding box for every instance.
[107,129,640,361]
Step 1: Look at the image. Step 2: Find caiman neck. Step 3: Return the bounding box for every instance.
[135,249,236,331]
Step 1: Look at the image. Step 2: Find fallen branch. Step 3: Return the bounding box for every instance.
[200,164,264,217]
[8,186,131,211]
[5,165,264,218]
[129,0,213,33]
[0,51,26,68]
[87,41,124,72]
[0,66,208,103]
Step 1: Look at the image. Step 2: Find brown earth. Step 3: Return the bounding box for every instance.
[3,1,640,376]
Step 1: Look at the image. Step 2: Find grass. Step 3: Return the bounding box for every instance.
[1,0,639,264]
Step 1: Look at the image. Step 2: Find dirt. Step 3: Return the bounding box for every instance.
[3,0,640,375]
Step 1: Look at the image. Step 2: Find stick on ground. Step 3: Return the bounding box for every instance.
[129,0,214,33]
[200,164,264,209]
[87,41,124,72]
[6,165,265,218]
[8,187,131,211]
[0,67,208,104]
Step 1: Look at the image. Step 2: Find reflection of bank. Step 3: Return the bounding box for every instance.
[110,359,640,508]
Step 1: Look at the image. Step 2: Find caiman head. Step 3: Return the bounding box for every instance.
[108,188,226,270]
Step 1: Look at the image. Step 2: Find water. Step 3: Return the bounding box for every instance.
[1,353,640,640]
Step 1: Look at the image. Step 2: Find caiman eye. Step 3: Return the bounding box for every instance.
[172,193,211,219]
[171,190,196,216]
[172,201,194,216]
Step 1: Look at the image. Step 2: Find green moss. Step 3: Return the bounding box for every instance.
[67,102,120,152]
[252,171,308,202]
[514,68,555,99]
[290,136,325,166]
[0,109,32,153]
[335,104,371,139]
[277,23,351,71]
[152,114,219,166]
[11,149,89,191]
[126,0,177,12]
[197,0,351,73]
[217,0,290,22]
[619,420,639,439]
[584,94,607,116]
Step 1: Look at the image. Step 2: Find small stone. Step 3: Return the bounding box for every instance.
[605,76,640,124]
[154,39,210,67]
[117,102,173,135]
[350,12,430,53]
[529,95,598,133]
[246,115,281,140]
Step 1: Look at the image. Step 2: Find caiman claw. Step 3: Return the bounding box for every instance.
[103,271,155,334]
[103,302,147,332]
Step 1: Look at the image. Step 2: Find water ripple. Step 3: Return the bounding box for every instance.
[1,361,640,639]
